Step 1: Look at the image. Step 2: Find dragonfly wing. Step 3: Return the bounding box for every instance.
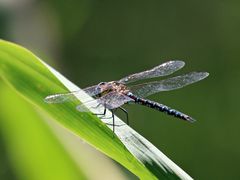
[119,60,185,84]
[76,92,134,111]
[130,72,209,97]
[44,91,82,103]
[45,85,99,104]
[76,99,99,112]
[98,92,134,109]
[83,85,98,96]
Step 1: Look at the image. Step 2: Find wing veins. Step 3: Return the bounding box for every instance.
[44,85,99,104]
[119,60,185,84]
[130,72,209,98]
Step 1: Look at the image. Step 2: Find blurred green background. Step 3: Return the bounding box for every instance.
[0,0,240,179]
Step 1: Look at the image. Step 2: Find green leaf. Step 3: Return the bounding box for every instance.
[0,39,193,179]
[0,84,87,180]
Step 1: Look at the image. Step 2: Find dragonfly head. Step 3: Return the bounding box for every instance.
[96,82,112,96]
[98,82,107,86]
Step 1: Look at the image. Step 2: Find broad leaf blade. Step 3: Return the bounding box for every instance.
[0,84,87,180]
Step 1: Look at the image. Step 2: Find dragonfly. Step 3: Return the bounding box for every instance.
[45,60,209,132]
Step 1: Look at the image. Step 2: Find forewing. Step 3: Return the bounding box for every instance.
[130,72,209,97]
[44,91,81,103]
[44,85,99,104]
[119,60,185,84]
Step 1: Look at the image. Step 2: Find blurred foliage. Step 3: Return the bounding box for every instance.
[1,0,240,179]
[0,84,86,180]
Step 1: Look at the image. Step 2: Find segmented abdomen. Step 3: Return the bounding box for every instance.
[127,92,195,122]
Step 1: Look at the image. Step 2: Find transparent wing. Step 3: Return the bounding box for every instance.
[77,92,134,111]
[76,99,100,112]
[119,60,185,84]
[44,85,99,104]
[44,91,82,103]
[130,72,209,98]
[83,85,98,96]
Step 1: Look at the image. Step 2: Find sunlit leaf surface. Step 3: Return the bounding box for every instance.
[0,85,87,180]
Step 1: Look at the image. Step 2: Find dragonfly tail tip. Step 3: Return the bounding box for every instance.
[186,116,196,123]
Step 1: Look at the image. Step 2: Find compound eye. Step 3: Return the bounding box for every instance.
[98,82,106,86]
[96,82,106,93]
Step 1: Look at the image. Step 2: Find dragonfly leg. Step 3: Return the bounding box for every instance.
[111,110,115,133]
[118,107,129,125]
[92,106,106,116]
[103,108,128,127]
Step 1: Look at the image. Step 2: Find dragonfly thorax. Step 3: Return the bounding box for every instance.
[96,81,130,97]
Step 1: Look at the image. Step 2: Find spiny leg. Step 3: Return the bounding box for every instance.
[104,107,128,127]
[100,108,117,120]
[118,107,129,125]
[92,107,126,132]
[92,103,106,116]
[110,110,115,132]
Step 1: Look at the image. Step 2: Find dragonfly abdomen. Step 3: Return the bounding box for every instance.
[127,93,195,122]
